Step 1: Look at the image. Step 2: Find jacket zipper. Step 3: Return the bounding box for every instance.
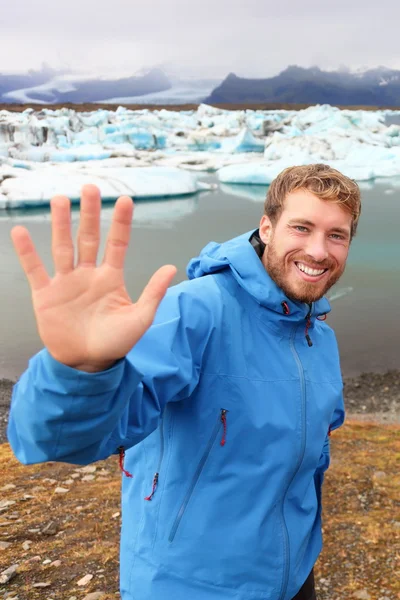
[168,408,227,542]
[305,303,313,347]
[278,326,307,600]
[144,417,165,501]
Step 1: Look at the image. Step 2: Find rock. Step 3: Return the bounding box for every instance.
[25,555,41,563]
[32,582,51,588]
[353,590,371,600]
[21,494,35,501]
[82,474,96,482]
[82,593,105,600]
[0,500,16,509]
[22,540,32,551]
[0,541,12,550]
[63,479,74,485]
[41,521,58,536]
[54,487,69,494]
[77,573,94,586]
[112,512,120,519]
[42,559,52,565]
[50,560,61,567]
[0,564,18,584]
[0,484,16,491]
[75,465,97,474]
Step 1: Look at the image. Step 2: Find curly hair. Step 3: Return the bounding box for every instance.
[265,164,361,238]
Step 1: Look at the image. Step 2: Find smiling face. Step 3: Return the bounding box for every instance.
[260,189,352,304]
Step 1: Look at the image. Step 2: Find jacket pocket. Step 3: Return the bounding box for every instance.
[168,408,227,542]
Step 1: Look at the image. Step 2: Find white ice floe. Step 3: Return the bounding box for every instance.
[0,165,214,208]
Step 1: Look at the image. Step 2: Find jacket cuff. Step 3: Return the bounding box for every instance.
[33,349,140,396]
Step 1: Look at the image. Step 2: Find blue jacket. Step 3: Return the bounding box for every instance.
[8,230,344,600]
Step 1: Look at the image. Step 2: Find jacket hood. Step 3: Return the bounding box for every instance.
[187,230,331,321]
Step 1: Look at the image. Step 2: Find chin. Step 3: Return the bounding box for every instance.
[286,284,326,304]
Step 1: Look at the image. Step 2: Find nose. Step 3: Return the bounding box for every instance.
[305,233,329,263]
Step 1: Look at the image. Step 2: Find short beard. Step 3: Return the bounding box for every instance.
[263,237,345,304]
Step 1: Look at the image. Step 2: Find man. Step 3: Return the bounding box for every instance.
[8,164,361,600]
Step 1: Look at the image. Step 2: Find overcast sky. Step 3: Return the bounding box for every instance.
[1,0,399,78]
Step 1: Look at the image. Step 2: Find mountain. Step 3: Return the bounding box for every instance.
[0,64,67,100]
[4,64,400,106]
[2,69,172,104]
[205,66,400,106]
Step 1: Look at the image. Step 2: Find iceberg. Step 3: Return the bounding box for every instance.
[0,166,214,209]
[220,183,267,203]
[1,103,400,200]
[221,128,265,153]
[218,162,285,185]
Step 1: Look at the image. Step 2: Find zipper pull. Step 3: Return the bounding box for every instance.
[118,446,133,478]
[145,473,159,501]
[220,409,227,446]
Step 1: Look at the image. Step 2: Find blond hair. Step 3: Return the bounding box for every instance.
[265,164,361,237]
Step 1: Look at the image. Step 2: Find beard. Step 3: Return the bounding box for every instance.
[263,236,346,304]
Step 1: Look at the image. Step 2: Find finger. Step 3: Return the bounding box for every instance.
[10,226,50,291]
[77,184,101,267]
[51,195,74,274]
[135,265,177,327]
[103,195,134,269]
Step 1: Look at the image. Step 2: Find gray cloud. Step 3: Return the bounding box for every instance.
[1,0,399,77]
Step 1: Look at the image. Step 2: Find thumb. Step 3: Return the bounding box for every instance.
[136,264,177,327]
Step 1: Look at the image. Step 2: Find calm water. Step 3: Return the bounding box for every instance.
[0,177,399,380]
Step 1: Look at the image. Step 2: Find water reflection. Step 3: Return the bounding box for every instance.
[0,194,200,229]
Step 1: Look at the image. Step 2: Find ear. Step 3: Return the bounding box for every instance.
[259,215,273,245]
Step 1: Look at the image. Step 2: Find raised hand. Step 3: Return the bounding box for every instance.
[11,185,177,372]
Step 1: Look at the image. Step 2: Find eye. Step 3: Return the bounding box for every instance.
[294,225,309,233]
[329,233,345,240]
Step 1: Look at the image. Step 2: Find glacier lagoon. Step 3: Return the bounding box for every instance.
[0,176,399,381]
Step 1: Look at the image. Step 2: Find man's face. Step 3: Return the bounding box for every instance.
[260,189,352,304]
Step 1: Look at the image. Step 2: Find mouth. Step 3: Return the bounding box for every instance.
[294,261,329,283]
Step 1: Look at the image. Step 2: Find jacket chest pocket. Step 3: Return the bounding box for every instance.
[169,408,227,543]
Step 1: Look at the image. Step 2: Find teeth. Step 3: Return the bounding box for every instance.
[297,262,325,276]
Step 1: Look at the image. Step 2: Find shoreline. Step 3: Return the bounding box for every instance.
[2,102,400,113]
[1,369,399,444]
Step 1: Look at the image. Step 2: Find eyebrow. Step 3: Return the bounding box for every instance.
[288,219,351,237]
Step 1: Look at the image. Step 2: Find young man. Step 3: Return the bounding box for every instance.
[8,164,361,600]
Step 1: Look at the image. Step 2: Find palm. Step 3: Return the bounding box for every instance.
[11,185,176,372]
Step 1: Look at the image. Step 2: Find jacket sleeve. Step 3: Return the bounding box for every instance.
[7,281,217,466]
